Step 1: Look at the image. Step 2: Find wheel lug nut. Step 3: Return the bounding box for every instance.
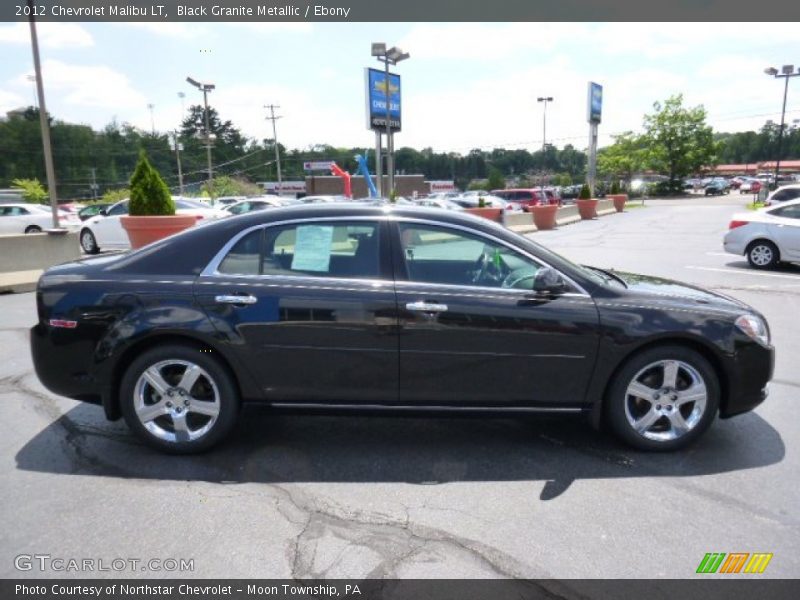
[166,401,172,408]
[671,394,677,401]
[656,404,662,410]
[653,393,660,400]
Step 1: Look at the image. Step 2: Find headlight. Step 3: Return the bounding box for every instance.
[735,314,770,346]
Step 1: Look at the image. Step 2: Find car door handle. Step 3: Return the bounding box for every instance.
[406,301,448,313]
[215,294,257,305]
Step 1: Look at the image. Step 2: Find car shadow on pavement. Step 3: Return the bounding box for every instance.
[15,403,785,500]
[724,259,800,275]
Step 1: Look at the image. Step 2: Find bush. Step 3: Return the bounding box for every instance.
[101,188,130,204]
[610,181,621,194]
[129,151,174,216]
[578,183,592,200]
[11,178,48,204]
[201,176,262,199]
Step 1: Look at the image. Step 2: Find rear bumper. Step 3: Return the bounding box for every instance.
[720,341,775,418]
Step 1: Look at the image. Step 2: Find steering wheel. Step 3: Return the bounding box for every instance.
[472,250,509,286]
[501,267,537,289]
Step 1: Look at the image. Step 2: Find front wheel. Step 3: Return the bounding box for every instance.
[606,346,719,451]
[120,344,240,453]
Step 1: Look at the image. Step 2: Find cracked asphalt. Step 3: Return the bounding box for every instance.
[0,195,798,579]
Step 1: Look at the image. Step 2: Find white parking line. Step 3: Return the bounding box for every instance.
[685,265,800,281]
[704,252,733,257]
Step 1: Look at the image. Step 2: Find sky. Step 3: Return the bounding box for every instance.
[1,21,799,155]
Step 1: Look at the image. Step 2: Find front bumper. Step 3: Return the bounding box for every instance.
[720,341,775,418]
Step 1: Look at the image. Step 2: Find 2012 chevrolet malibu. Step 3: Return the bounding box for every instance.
[31,204,774,453]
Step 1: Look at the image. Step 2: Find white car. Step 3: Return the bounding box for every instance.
[79,198,226,254]
[723,198,800,268]
[0,203,80,234]
[764,184,800,206]
[222,196,287,216]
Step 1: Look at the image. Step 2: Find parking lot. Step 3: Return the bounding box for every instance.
[0,195,798,579]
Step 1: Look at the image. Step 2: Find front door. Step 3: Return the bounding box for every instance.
[392,221,600,407]
[195,219,398,403]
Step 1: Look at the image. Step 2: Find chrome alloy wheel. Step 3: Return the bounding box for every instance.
[133,359,221,443]
[624,359,708,442]
[749,244,774,267]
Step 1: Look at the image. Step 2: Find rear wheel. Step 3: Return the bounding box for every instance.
[80,229,99,254]
[746,240,779,269]
[606,345,719,451]
[120,344,240,453]
[25,225,42,234]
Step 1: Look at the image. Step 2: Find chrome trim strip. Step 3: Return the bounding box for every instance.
[199,214,592,298]
[267,402,586,413]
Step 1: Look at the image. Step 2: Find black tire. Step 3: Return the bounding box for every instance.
[80,229,99,254]
[606,345,720,451]
[25,225,42,234]
[120,344,240,454]
[746,240,779,269]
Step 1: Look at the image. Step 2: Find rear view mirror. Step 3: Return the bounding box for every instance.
[533,267,569,295]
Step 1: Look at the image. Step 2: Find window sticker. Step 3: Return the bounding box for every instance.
[291,225,334,272]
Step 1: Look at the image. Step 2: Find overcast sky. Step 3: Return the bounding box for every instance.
[1,22,798,153]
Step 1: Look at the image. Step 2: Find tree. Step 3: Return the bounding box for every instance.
[129,151,175,216]
[598,132,647,180]
[486,167,505,191]
[641,95,719,189]
[12,178,48,203]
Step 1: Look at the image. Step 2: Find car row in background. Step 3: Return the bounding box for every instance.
[0,203,81,234]
[724,197,800,269]
[704,178,731,196]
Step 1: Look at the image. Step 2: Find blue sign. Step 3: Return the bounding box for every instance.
[365,68,401,132]
[588,81,603,124]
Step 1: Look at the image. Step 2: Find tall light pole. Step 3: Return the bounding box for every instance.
[147,103,155,135]
[373,42,409,198]
[186,76,216,189]
[764,65,799,185]
[264,104,283,195]
[169,131,185,197]
[537,96,553,151]
[27,0,59,228]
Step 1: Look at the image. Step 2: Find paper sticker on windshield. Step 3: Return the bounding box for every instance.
[291,225,334,272]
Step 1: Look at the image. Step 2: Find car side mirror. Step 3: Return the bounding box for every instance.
[533,267,569,295]
[99,209,108,216]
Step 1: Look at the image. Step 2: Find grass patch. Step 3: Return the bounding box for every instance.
[746,201,766,211]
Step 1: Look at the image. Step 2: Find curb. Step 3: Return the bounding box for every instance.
[0,270,41,294]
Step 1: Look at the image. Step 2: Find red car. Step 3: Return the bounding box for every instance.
[491,188,560,210]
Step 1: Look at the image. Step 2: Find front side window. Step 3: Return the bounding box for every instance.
[398,223,541,290]
[108,201,128,216]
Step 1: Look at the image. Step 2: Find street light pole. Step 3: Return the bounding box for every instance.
[186,77,216,190]
[764,65,799,185]
[373,43,409,198]
[537,96,553,151]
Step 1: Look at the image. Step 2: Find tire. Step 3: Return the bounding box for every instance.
[746,240,779,269]
[120,344,240,453]
[25,225,42,234]
[80,229,99,254]
[606,345,719,451]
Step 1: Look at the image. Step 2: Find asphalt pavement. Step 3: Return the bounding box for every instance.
[0,194,797,579]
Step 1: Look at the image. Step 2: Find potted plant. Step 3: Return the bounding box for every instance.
[531,201,558,230]
[607,181,628,213]
[121,152,197,249]
[465,194,503,223]
[576,184,598,220]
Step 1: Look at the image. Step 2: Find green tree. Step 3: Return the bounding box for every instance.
[11,178,48,203]
[128,151,174,216]
[598,132,647,180]
[102,188,130,203]
[486,167,505,191]
[641,95,719,189]
[201,176,262,198]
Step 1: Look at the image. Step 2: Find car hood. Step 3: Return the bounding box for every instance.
[605,270,752,314]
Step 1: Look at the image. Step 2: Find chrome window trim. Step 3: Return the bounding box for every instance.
[199,214,591,297]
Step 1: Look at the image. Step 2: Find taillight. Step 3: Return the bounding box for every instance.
[729,220,749,230]
[195,215,204,220]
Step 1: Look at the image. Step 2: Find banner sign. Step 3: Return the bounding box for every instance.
[303,161,334,171]
[588,81,603,124]
[365,67,402,132]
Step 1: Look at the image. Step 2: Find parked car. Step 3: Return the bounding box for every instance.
[451,194,521,211]
[32,204,773,453]
[738,178,762,194]
[222,197,287,216]
[213,196,246,207]
[79,198,226,254]
[78,203,112,221]
[0,203,79,234]
[704,178,730,195]
[491,188,559,209]
[763,184,800,206]
[724,198,800,268]
[413,197,465,211]
[299,195,351,204]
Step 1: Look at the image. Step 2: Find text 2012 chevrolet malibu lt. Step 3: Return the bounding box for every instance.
[31,204,774,453]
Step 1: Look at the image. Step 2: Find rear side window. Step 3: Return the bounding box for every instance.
[262,221,381,279]
[769,204,800,220]
[218,229,262,275]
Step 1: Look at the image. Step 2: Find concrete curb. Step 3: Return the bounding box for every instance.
[0,269,42,294]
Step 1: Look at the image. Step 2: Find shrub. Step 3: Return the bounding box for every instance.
[578,183,592,200]
[478,196,486,208]
[11,178,48,204]
[128,151,175,216]
[101,188,130,204]
[610,181,621,194]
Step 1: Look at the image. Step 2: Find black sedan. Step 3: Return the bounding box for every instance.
[30,204,774,453]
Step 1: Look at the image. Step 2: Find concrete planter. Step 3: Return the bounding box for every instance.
[576,198,599,220]
[532,204,559,230]
[465,207,504,223]
[607,194,628,212]
[121,215,198,249]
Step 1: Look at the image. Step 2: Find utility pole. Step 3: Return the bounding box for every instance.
[537,96,553,151]
[27,0,59,229]
[170,131,185,197]
[89,167,98,201]
[264,104,283,195]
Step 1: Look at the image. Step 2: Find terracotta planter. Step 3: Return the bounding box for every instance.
[576,198,599,220]
[532,204,559,230]
[121,215,198,249]
[465,207,504,223]
[607,193,628,212]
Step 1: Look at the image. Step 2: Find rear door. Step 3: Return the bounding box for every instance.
[391,220,601,407]
[195,218,399,404]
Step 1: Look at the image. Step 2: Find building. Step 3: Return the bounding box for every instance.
[712,160,800,176]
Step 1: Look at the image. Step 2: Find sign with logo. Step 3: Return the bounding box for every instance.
[263,181,306,194]
[365,67,401,132]
[588,81,603,124]
[427,180,456,192]
[303,161,334,171]
[696,552,773,574]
